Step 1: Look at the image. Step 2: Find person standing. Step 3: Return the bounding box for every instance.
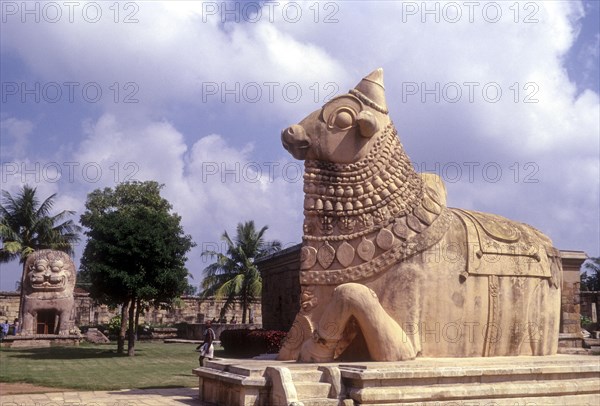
[0,320,9,343]
[196,320,215,367]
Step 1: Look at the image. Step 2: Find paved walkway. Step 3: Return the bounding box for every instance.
[0,387,201,405]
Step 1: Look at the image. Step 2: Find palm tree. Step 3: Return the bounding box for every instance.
[0,185,81,321]
[581,257,600,291]
[201,221,281,323]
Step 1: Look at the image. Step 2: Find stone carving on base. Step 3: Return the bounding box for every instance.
[21,249,76,335]
[278,68,562,362]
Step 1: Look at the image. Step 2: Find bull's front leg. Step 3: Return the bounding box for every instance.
[299,283,416,362]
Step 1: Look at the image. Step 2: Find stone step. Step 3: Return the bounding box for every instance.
[301,398,345,406]
[398,393,600,406]
[289,368,325,382]
[195,355,600,405]
[349,377,600,404]
[294,381,332,399]
[340,356,599,385]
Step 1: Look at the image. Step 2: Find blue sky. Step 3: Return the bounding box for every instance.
[1,0,599,291]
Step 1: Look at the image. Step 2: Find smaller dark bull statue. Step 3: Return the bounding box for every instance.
[278,69,562,362]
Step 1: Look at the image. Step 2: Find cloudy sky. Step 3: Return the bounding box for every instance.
[1,0,598,291]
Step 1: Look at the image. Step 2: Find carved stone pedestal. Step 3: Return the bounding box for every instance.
[1,334,81,348]
[193,355,600,406]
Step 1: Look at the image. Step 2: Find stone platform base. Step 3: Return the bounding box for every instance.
[558,332,584,349]
[193,355,600,406]
[0,334,81,348]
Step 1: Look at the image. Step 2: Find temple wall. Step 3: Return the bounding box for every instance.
[559,251,587,348]
[0,292,261,327]
[257,244,301,331]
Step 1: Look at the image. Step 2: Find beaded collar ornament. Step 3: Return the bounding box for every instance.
[299,121,453,285]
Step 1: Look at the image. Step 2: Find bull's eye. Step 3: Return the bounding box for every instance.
[335,111,353,129]
[327,107,356,130]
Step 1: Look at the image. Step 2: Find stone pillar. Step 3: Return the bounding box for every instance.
[559,250,587,349]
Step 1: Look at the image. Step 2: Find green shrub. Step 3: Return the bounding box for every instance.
[137,322,152,337]
[107,315,122,338]
[220,329,287,357]
[581,315,593,326]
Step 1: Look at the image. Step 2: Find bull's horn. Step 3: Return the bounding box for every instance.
[350,68,388,114]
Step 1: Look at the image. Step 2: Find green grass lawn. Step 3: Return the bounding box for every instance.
[0,341,208,390]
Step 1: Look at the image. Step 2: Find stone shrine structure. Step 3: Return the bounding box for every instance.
[559,250,588,348]
[278,68,562,362]
[257,244,302,331]
[20,249,77,335]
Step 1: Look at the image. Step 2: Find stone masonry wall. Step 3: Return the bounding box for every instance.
[0,292,261,327]
[0,292,19,322]
[559,250,587,348]
[257,244,301,332]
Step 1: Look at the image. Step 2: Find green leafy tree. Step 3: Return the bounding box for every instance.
[80,181,195,356]
[183,282,198,296]
[0,185,81,321]
[201,221,281,323]
[581,257,600,291]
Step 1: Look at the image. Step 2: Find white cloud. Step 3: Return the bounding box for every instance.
[0,1,598,289]
[0,117,34,159]
[0,1,348,119]
[70,113,303,281]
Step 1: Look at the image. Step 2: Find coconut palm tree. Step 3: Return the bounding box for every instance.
[581,257,600,291]
[0,185,81,321]
[201,221,281,323]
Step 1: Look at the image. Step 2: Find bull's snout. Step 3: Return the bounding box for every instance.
[281,124,312,160]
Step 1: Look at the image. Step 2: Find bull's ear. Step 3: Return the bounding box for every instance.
[356,110,379,138]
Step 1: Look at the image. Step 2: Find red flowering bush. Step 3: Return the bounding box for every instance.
[220,329,287,357]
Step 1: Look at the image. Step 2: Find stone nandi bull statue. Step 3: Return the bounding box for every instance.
[278,69,562,362]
